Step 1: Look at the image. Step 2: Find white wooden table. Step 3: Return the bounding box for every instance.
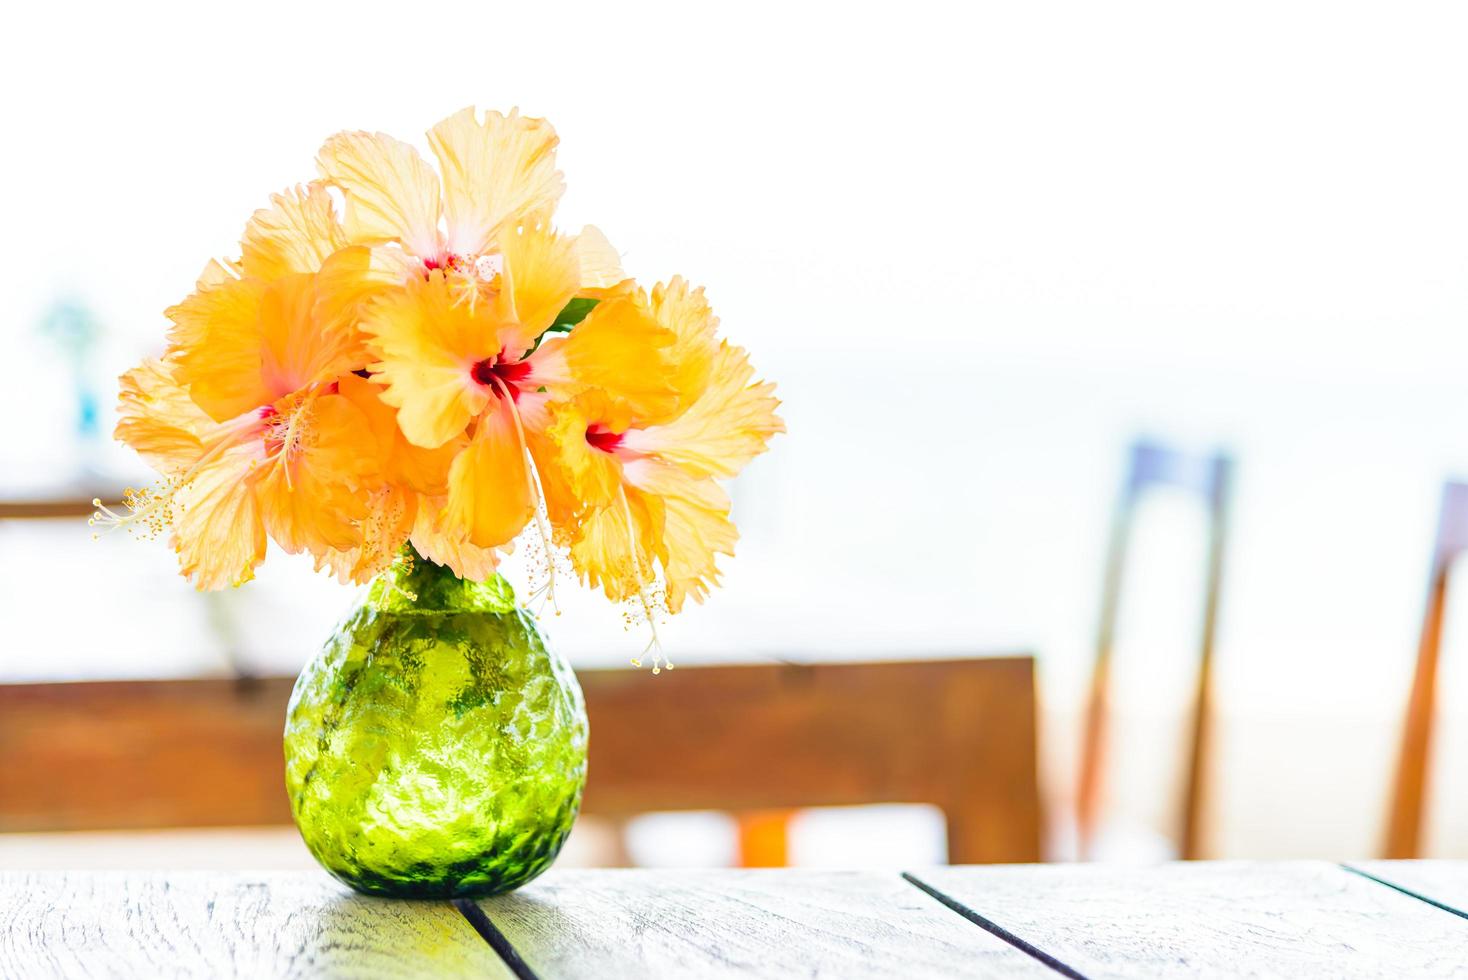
[3,861,1466,978]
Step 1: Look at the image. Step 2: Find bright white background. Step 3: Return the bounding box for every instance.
[4,0,1468,861]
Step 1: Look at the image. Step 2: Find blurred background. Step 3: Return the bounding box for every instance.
[4,0,1468,869]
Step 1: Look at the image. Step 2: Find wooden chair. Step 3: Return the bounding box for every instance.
[0,657,1042,865]
[1383,481,1468,858]
[1076,439,1234,860]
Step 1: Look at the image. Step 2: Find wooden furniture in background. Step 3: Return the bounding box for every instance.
[1384,480,1468,859]
[6,861,1468,977]
[1076,439,1234,861]
[0,486,124,520]
[734,810,793,867]
[0,657,1042,865]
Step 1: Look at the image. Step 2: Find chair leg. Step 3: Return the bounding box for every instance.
[1384,566,1449,858]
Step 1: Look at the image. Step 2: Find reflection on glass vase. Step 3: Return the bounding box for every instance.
[283,548,588,898]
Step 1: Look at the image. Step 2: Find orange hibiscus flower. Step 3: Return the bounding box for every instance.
[541,279,783,664]
[103,108,784,663]
[104,264,380,588]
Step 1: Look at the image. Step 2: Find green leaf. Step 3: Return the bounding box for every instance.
[550,297,599,331]
[521,297,602,358]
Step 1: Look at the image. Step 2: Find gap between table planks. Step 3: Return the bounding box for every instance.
[466,869,1050,979]
[7,863,1468,979]
[906,861,1468,980]
[469,863,1468,980]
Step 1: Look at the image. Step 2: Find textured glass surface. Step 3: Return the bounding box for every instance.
[284,552,588,898]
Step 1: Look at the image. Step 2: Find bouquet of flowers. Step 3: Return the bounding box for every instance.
[99,107,783,655]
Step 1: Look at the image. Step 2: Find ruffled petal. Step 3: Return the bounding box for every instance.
[649,277,721,417]
[114,359,211,475]
[498,221,581,353]
[308,245,410,373]
[172,268,372,426]
[259,274,318,396]
[426,106,564,256]
[410,494,502,582]
[618,341,784,479]
[240,182,347,279]
[544,390,627,511]
[314,245,413,324]
[255,392,375,556]
[572,225,626,295]
[444,406,534,549]
[172,441,268,590]
[360,271,499,448]
[167,276,273,422]
[524,404,579,528]
[316,484,416,584]
[624,459,737,613]
[336,373,459,496]
[566,485,663,605]
[550,292,679,419]
[317,130,443,260]
[196,258,237,289]
[258,461,365,555]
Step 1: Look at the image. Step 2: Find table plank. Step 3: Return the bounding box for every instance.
[1350,861,1468,918]
[909,861,1468,979]
[0,872,510,979]
[470,868,1051,979]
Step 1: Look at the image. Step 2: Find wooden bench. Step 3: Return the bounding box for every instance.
[0,657,1041,864]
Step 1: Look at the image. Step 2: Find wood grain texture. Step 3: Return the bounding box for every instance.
[0,658,1041,864]
[473,869,1050,979]
[0,678,297,831]
[0,872,509,979]
[911,861,1468,979]
[1351,861,1468,917]
[581,657,1042,863]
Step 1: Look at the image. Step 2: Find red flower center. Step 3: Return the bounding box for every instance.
[471,354,532,400]
[586,424,624,453]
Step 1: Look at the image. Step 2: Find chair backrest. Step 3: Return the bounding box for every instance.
[1383,481,1468,858]
[1076,438,1234,860]
[0,657,1041,865]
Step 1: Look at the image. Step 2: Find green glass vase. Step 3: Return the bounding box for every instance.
[283,550,588,898]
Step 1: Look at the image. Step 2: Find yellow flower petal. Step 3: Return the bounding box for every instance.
[337,373,459,496]
[316,484,416,585]
[308,244,412,371]
[167,276,273,422]
[410,493,502,582]
[318,130,443,260]
[114,359,211,475]
[361,272,499,448]
[525,419,578,529]
[554,292,679,419]
[172,268,373,426]
[444,406,534,549]
[619,341,784,479]
[172,441,267,590]
[624,460,737,613]
[545,390,628,510]
[498,221,581,353]
[239,182,347,279]
[572,225,625,293]
[195,258,237,289]
[264,273,363,395]
[649,277,721,416]
[566,486,662,605]
[426,106,564,255]
[255,392,375,556]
